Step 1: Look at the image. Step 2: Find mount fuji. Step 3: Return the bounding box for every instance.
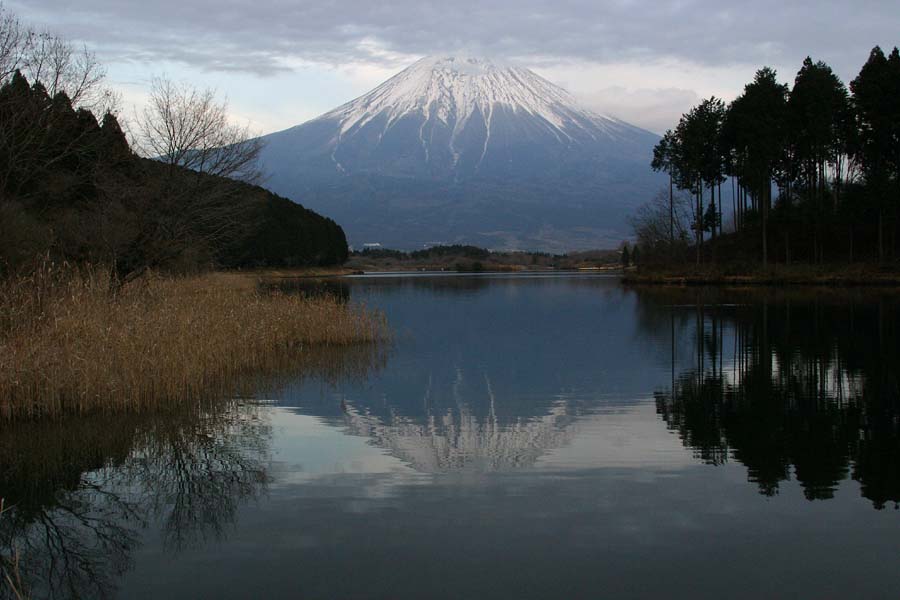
[256,56,662,251]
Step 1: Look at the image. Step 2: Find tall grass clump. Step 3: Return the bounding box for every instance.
[0,264,389,419]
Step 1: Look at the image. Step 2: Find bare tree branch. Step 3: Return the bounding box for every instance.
[0,5,113,114]
[134,76,262,183]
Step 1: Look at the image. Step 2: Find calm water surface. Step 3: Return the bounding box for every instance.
[2,273,900,599]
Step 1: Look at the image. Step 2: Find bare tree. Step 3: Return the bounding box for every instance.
[0,6,25,82]
[104,77,265,281]
[22,33,113,113]
[0,5,113,113]
[0,4,118,207]
[629,188,695,264]
[135,76,262,182]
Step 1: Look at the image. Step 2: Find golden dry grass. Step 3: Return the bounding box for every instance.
[0,264,389,419]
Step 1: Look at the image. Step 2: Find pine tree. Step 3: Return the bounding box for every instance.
[722,68,789,268]
[99,112,133,164]
[851,47,893,261]
[667,98,726,265]
[786,57,851,262]
[652,130,678,243]
[702,199,719,234]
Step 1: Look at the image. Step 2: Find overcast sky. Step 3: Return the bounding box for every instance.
[9,0,899,135]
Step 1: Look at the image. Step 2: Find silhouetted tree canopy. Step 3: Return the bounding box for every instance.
[643,47,900,267]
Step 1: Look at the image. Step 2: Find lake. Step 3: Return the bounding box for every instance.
[2,273,899,599]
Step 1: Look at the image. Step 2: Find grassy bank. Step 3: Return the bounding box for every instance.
[0,265,389,420]
[622,263,900,286]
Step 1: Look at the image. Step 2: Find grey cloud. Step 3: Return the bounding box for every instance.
[582,87,701,135]
[10,0,899,82]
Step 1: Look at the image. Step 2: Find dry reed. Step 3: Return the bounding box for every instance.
[0,264,389,419]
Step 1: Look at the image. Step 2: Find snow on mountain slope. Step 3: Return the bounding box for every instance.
[324,56,623,144]
[256,56,662,251]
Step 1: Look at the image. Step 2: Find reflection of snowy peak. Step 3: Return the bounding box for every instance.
[257,56,662,251]
[340,400,579,473]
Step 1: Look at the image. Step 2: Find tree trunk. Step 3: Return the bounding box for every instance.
[696,186,703,266]
[711,183,717,264]
[718,181,723,234]
[762,182,769,269]
[732,177,737,231]
[669,174,674,243]
[785,230,790,266]
[849,225,854,263]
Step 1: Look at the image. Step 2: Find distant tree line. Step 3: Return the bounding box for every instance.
[353,245,491,261]
[0,6,347,280]
[350,245,628,272]
[638,47,900,268]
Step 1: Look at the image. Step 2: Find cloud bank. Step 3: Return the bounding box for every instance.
[10,0,899,133]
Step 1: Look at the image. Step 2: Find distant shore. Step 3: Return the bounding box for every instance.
[229,262,900,287]
[621,264,900,287]
[343,247,619,274]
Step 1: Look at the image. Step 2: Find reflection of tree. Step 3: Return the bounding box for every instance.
[123,404,272,552]
[0,402,272,599]
[636,287,900,508]
[0,417,141,599]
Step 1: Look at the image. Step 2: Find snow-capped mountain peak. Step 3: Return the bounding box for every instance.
[256,55,661,251]
[319,55,619,143]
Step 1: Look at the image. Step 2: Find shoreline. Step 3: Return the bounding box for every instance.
[231,266,622,278]
[621,264,900,287]
[226,264,900,287]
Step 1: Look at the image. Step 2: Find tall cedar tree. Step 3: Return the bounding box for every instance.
[667,98,726,264]
[851,47,900,261]
[785,57,851,262]
[723,68,789,267]
[651,130,678,242]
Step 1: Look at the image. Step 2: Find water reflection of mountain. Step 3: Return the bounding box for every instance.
[633,287,900,509]
[0,404,272,600]
[279,274,653,474]
[339,398,580,473]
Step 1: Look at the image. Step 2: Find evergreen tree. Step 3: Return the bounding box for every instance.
[99,112,131,161]
[723,68,789,267]
[702,199,720,234]
[669,98,726,264]
[642,47,900,267]
[786,57,851,262]
[851,47,894,261]
[652,130,678,242]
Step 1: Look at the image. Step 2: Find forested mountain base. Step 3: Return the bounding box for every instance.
[0,70,348,280]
